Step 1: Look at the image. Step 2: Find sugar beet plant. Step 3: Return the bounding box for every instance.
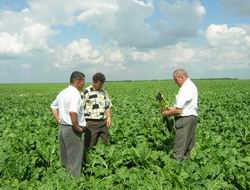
[0,80,249,189]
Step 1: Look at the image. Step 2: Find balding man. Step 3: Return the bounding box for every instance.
[51,71,86,177]
[162,68,198,160]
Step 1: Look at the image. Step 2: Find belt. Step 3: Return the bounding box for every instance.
[60,124,86,128]
[60,123,73,127]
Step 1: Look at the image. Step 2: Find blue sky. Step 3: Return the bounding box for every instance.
[0,0,250,83]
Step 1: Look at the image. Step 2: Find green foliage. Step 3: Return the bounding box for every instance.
[0,80,249,189]
[155,91,169,111]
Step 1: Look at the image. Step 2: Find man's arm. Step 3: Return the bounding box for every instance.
[51,96,60,124]
[104,90,112,128]
[161,107,183,117]
[69,112,84,133]
[105,108,112,128]
[51,108,60,123]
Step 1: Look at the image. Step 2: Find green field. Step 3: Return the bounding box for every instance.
[0,80,249,189]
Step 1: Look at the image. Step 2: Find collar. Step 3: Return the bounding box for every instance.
[180,78,190,88]
[90,85,103,92]
[69,85,79,92]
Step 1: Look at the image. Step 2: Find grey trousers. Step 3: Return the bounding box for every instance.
[173,116,197,160]
[59,124,84,177]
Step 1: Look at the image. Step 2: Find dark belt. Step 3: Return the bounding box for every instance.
[60,123,73,127]
[60,123,86,129]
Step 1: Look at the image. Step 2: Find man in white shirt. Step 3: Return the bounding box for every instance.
[162,68,198,160]
[51,71,86,177]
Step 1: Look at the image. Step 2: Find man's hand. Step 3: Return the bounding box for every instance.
[161,107,182,117]
[105,108,112,128]
[73,126,85,134]
[70,112,84,134]
[106,117,112,128]
[161,107,171,116]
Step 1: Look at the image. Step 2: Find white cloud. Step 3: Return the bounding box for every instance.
[0,10,27,33]
[157,0,206,40]
[0,32,27,54]
[206,24,249,47]
[22,0,156,48]
[53,23,250,77]
[54,38,125,69]
[77,0,156,48]
[22,23,54,51]
[221,0,250,16]
[26,0,74,25]
[107,50,124,63]
[160,0,205,21]
[130,0,153,7]
[203,25,250,70]
[237,24,250,35]
[167,43,196,64]
[0,10,54,56]
[155,25,250,71]
[20,0,205,48]
[1,0,250,82]
[76,1,118,23]
[127,23,250,74]
[54,38,103,68]
[26,0,119,26]
[21,63,31,69]
[132,50,156,62]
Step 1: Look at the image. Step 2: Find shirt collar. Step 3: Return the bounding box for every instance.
[69,85,79,92]
[90,85,103,92]
[180,78,190,88]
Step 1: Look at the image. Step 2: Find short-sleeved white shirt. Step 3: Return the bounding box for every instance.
[51,85,86,127]
[174,78,198,117]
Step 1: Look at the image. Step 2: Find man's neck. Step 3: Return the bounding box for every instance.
[180,78,189,87]
[92,85,101,91]
[70,84,78,90]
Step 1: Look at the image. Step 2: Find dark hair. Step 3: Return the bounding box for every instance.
[93,72,106,83]
[70,71,85,83]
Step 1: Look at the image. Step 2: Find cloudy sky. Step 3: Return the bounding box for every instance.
[0,0,250,83]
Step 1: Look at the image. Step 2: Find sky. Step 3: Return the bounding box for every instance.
[0,0,250,83]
